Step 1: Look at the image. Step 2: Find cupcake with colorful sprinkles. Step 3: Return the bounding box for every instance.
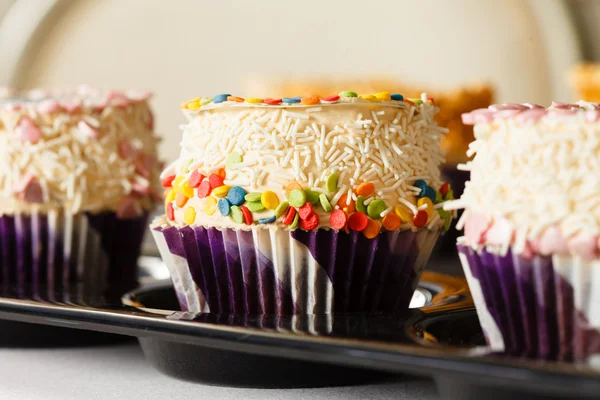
[450,101,600,361]
[0,86,160,297]
[152,90,454,314]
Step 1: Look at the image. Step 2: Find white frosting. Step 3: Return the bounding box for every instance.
[0,89,160,217]
[446,114,600,253]
[162,98,449,230]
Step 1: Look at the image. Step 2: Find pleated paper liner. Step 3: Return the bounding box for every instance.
[0,210,148,301]
[458,243,600,362]
[152,223,440,315]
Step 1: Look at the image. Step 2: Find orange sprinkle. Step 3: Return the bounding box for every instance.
[356,182,375,196]
[382,213,401,231]
[285,181,303,196]
[338,194,355,214]
[175,192,189,208]
[227,96,244,103]
[301,96,320,105]
[362,218,381,239]
[216,167,227,179]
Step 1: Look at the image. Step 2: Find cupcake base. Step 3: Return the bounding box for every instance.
[0,210,148,300]
[152,224,439,315]
[458,244,600,362]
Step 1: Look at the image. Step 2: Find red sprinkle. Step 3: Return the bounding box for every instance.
[329,209,348,230]
[413,210,428,227]
[264,98,282,105]
[197,180,212,198]
[282,206,296,225]
[208,173,224,189]
[300,212,319,230]
[427,97,435,105]
[240,205,253,225]
[321,95,340,102]
[298,203,314,220]
[167,203,175,221]
[439,182,449,197]
[348,212,368,232]
[404,99,416,107]
[189,170,205,188]
[161,175,176,188]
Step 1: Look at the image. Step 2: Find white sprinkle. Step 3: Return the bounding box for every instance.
[380,206,393,217]
[398,197,418,214]
[283,111,310,120]
[305,107,322,113]
[363,196,375,205]
[331,184,348,206]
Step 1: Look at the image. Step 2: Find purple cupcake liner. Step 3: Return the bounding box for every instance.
[458,244,600,362]
[0,211,148,300]
[152,224,439,315]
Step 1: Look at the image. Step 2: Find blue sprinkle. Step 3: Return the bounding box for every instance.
[414,179,428,198]
[213,94,231,104]
[227,186,247,206]
[218,198,231,216]
[282,97,302,104]
[258,216,277,224]
[391,94,404,101]
[425,186,436,203]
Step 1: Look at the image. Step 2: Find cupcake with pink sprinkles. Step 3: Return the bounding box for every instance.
[447,101,600,362]
[0,86,160,298]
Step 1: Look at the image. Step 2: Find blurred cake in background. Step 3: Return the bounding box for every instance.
[570,63,600,101]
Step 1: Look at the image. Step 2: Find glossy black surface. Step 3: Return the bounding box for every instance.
[0,259,598,397]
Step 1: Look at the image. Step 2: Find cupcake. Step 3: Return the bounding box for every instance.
[450,102,600,361]
[0,86,160,298]
[152,91,455,315]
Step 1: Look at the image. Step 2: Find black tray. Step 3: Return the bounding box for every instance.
[0,264,599,399]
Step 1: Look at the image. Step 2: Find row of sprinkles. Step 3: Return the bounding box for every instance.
[181,91,435,110]
[161,157,454,238]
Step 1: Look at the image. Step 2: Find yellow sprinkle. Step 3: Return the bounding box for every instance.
[186,101,201,110]
[200,97,213,106]
[375,92,391,101]
[165,189,176,207]
[212,185,231,198]
[181,97,200,108]
[246,98,264,104]
[417,197,434,218]
[394,205,413,223]
[202,196,218,216]
[261,190,280,210]
[359,94,377,101]
[172,176,185,193]
[184,206,197,225]
[181,181,194,198]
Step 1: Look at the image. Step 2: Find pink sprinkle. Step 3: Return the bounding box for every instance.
[77,120,99,139]
[538,226,569,255]
[16,116,42,143]
[524,103,544,109]
[4,103,22,112]
[146,109,154,131]
[551,101,579,110]
[106,91,131,108]
[134,153,154,178]
[37,100,62,114]
[494,110,521,119]
[131,181,150,196]
[118,140,137,159]
[515,109,547,124]
[61,99,82,114]
[568,233,598,261]
[489,103,528,112]
[17,177,44,204]
[116,196,141,219]
[464,212,491,245]
[13,173,35,193]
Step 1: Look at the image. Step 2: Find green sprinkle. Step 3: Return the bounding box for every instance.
[304,189,319,205]
[356,195,367,214]
[319,194,332,212]
[226,151,243,169]
[444,188,454,201]
[246,201,265,212]
[435,190,443,204]
[326,173,339,193]
[230,206,244,223]
[367,199,387,219]
[275,201,290,217]
[339,91,357,98]
[412,98,423,105]
[437,208,450,219]
[443,215,452,231]
[244,192,262,202]
[289,212,299,229]
[289,189,306,208]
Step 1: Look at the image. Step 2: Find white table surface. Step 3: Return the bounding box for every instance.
[0,342,438,400]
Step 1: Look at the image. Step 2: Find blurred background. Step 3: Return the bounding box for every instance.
[0,0,597,254]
